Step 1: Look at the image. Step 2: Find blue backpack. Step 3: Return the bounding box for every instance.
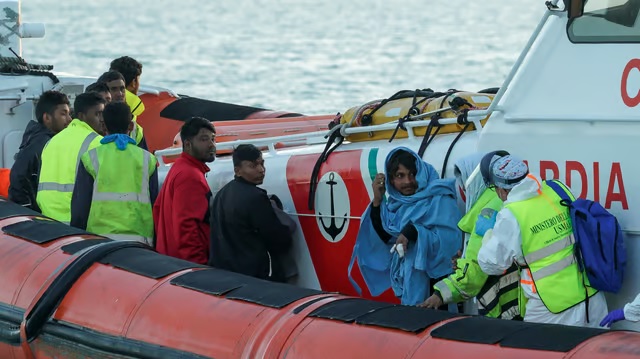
[546,180,627,293]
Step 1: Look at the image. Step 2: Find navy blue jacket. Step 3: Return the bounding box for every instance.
[9,121,54,211]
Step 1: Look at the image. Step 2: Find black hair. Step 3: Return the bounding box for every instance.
[232,144,262,167]
[109,56,143,87]
[85,82,110,93]
[103,102,132,134]
[74,92,106,117]
[35,90,70,124]
[97,70,125,84]
[179,117,215,146]
[386,150,417,176]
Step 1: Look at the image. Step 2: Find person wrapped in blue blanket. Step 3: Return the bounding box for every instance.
[348,147,462,306]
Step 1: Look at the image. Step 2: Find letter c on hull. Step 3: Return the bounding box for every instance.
[621,59,640,107]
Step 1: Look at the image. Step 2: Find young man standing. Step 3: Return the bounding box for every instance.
[85,83,112,135]
[71,102,158,245]
[110,56,144,116]
[209,144,293,282]
[86,82,113,104]
[154,117,216,264]
[109,56,147,149]
[97,71,126,103]
[37,92,105,223]
[9,90,71,211]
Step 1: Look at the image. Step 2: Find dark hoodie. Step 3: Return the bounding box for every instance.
[8,121,54,211]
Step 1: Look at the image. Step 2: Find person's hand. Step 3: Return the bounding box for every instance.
[475,212,497,237]
[395,234,409,253]
[451,250,462,270]
[372,173,386,207]
[418,293,444,309]
[600,308,625,327]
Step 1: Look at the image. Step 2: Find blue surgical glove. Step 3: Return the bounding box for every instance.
[475,212,497,237]
[600,308,625,327]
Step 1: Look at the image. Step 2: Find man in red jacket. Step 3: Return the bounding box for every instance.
[154,117,216,264]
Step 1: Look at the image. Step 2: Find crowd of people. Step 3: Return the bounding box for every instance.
[6,55,295,281]
[4,55,639,330]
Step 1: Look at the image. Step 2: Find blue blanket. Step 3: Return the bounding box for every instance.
[348,147,462,306]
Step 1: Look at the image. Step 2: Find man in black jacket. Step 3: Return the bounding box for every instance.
[9,90,71,210]
[209,144,293,282]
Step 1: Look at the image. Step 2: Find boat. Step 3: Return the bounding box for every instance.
[1,0,640,357]
[169,0,640,329]
[0,199,638,358]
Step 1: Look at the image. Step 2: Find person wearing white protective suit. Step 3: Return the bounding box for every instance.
[476,153,608,328]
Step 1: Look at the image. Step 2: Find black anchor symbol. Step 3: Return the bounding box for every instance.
[319,172,347,241]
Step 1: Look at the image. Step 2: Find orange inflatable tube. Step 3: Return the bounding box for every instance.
[137,92,333,155]
[0,200,638,359]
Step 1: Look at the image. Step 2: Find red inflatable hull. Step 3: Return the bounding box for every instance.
[0,200,639,359]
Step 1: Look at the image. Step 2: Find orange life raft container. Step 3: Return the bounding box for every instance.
[0,200,637,359]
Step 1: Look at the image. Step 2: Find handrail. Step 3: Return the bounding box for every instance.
[154,114,484,166]
[138,85,173,97]
[0,95,36,101]
[155,130,330,165]
[506,115,640,123]
[467,2,557,120]
[341,115,476,135]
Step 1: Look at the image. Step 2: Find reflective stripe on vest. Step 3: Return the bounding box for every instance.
[531,253,577,281]
[478,269,520,310]
[37,132,98,193]
[105,233,152,245]
[524,233,576,265]
[130,123,137,142]
[129,121,144,145]
[37,183,74,192]
[434,280,454,302]
[86,148,151,204]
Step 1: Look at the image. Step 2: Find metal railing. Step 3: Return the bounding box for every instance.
[154,112,488,165]
[155,130,330,165]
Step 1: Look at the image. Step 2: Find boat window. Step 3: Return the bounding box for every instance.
[568,0,640,43]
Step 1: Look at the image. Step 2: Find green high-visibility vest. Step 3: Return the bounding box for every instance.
[506,181,598,314]
[435,188,523,320]
[37,119,103,223]
[81,141,156,245]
